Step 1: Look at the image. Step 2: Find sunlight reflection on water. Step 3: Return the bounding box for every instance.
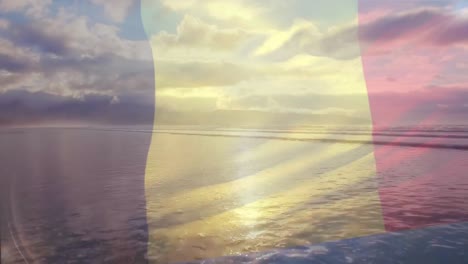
[1,126,467,263]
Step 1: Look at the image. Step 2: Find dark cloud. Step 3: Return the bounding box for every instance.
[262,7,468,61]
[1,2,467,126]
[319,27,360,60]
[432,18,468,45]
[0,90,154,125]
[0,50,155,97]
[358,7,468,46]
[0,8,155,126]
[360,8,447,42]
[358,0,457,14]
[0,53,34,72]
[0,7,155,104]
[259,7,463,63]
[37,54,155,92]
[8,23,70,55]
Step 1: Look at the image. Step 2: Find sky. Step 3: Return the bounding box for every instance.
[0,0,467,126]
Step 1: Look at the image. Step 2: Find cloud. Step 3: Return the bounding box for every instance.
[155,60,252,88]
[359,7,468,47]
[0,3,154,99]
[358,0,457,14]
[254,20,321,56]
[0,53,33,72]
[0,0,51,17]
[156,94,218,112]
[0,38,154,97]
[1,1,467,126]
[431,18,468,45]
[0,37,41,90]
[151,15,251,52]
[359,7,468,97]
[159,0,265,25]
[156,88,468,123]
[3,7,152,60]
[0,18,9,29]
[0,89,154,125]
[4,87,468,126]
[360,8,447,42]
[258,7,468,62]
[90,0,136,23]
[8,22,70,55]
[219,93,371,116]
[254,19,361,60]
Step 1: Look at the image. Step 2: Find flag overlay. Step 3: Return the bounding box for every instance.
[1,1,467,263]
[141,0,468,262]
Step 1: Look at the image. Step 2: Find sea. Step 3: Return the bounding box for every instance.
[1,125,467,263]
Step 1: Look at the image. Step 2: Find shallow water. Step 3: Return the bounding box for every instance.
[1,126,467,263]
